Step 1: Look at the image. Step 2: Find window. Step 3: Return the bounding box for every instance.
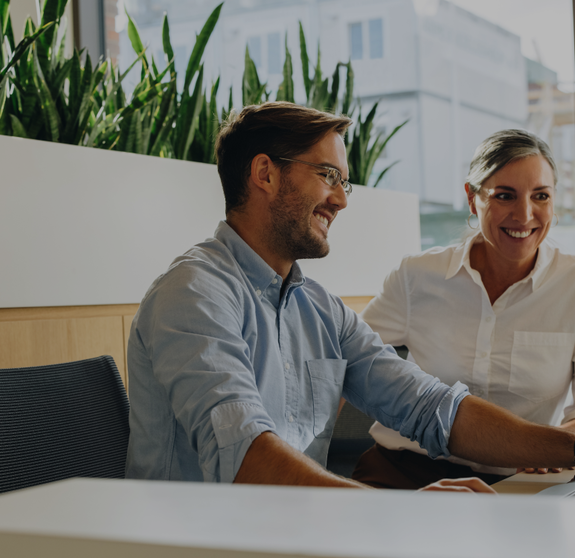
[368,18,383,59]
[267,32,282,74]
[247,36,262,68]
[349,22,363,60]
[107,0,575,251]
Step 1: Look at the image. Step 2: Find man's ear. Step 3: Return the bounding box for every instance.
[249,154,280,195]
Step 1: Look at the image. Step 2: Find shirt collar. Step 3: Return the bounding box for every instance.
[445,231,556,291]
[214,220,305,295]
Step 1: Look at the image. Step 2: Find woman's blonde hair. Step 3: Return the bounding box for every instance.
[466,129,558,194]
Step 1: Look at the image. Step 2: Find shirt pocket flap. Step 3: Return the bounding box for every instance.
[306,359,347,438]
[509,331,575,403]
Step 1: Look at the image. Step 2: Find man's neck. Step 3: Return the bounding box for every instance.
[226,212,293,280]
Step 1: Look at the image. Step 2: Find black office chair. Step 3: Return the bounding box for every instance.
[0,355,130,494]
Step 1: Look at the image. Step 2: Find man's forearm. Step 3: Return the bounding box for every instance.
[233,431,369,488]
[449,395,575,468]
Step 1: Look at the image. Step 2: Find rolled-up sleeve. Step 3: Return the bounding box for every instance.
[138,262,277,482]
[338,301,469,459]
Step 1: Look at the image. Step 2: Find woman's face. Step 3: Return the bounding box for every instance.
[466,154,555,270]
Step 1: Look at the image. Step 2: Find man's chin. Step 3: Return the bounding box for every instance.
[295,240,330,260]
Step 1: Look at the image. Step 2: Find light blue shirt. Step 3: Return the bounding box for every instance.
[126,221,469,483]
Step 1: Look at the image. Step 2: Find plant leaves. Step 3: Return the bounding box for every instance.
[125,8,148,71]
[9,113,28,137]
[183,2,222,95]
[298,21,311,102]
[162,13,176,79]
[0,21,54,88]
[276,34,294,103]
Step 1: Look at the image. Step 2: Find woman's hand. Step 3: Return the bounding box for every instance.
[418,477,496,493]
[516,467,574,474]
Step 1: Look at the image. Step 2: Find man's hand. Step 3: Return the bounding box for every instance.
[418,477,496,493]
[516,420,575,474]
[448,395,575,470]
[234,431,370,488]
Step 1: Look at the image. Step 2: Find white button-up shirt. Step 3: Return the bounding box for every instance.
[362,233,575,475]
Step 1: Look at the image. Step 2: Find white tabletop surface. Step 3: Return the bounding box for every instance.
[0,478,574,558]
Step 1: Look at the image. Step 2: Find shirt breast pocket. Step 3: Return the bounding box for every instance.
[509,331,575,403]
[306,359,347,438]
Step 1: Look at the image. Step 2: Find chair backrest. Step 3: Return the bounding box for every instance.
[0,355,130,494]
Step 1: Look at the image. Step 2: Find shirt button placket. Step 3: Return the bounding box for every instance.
[474,308,495,398]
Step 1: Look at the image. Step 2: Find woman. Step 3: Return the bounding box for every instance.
[352,129,575,489]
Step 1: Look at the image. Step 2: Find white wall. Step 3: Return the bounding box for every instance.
[9,0,74,56]
[0,136,420,308]
[9,0,38,39]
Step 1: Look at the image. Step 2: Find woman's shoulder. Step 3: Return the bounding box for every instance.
[399,242,462,273]
[542,238,575,271]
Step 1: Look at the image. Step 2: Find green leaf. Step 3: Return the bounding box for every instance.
[372,160,399,189]
[242,45,268,106]
[276,34,294,103]
[175,64,204,159]
[0,0,14,59]
[23,16,36,37]
[57,0,68,20]
[134,108,143,153]
[298,22,311,102]
[0,0,10,36]
[149,78,176,152]
[183,2,222,95]
[0,77,8,132]
[327,62,341,113]
[39,0,60,41]
[9,113,28,137]
[162,13,176,79]
[0,21,54,87]
[34,56,61,141]
[342,61,354,116]
[125,8,148,71]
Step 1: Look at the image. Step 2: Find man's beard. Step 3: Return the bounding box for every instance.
[268,173,331,262]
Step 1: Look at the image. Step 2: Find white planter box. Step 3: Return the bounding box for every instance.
[0,136,420,307]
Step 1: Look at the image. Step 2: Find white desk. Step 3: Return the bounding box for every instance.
[493,469,575,495]
[0,478,574,558]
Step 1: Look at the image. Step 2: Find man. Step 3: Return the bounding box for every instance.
[126,102,575,491]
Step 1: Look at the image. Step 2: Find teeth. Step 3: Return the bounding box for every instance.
[504,229,533,238]
[314,213,328,227]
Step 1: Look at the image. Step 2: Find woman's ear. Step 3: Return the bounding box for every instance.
[465,183,476,215]
[249,154,280,195]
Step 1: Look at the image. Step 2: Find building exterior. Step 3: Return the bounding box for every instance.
[527,58,574,222]
[120,0,528,210]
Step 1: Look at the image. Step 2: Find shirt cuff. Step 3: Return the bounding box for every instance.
[427,381,470,459]
[209,401,277,483]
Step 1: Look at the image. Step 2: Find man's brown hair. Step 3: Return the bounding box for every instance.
[215,102,352,213]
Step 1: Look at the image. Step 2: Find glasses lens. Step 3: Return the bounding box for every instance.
[325,168,340,187]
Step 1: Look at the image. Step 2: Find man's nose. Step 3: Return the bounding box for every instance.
[328,183,348,210]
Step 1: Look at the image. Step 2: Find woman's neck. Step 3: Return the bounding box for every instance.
[469,241,538,305]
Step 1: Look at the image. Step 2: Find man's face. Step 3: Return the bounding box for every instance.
[268,132,349,262]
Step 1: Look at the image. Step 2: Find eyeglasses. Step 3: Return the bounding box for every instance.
[278,157,353,196]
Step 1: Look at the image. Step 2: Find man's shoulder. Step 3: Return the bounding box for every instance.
[298,275,348,317]
[141,237,246,306]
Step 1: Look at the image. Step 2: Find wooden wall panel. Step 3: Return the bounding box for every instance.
[0,317,126,383]
[0,298,370,388]
[0,305,139,386]
[122,314,136,389]
[340,296,373,314]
